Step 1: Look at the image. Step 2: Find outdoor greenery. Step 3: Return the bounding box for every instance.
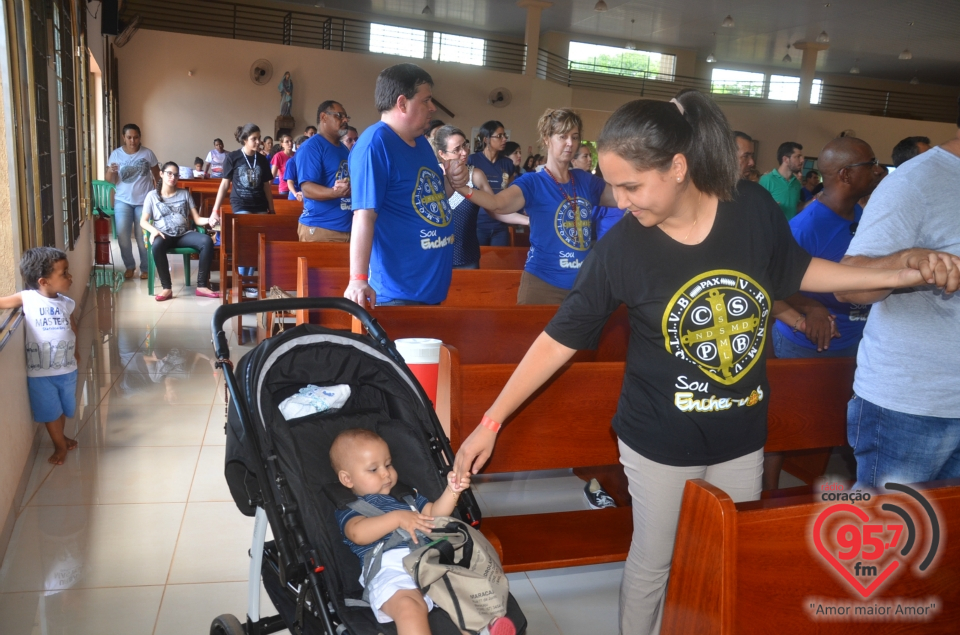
[568,42,676,81]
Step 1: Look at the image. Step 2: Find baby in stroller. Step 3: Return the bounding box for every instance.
[331,429,514,635]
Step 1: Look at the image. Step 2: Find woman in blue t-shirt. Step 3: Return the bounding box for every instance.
[467,120,519,248]
[432,126,529,269]
[458,109,619,304]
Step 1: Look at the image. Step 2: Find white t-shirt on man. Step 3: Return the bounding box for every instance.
[22,290,77,378]
[108,146,159,206]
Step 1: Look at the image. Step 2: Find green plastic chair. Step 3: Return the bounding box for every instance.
[91,180,117,238]
[143,227,206,296]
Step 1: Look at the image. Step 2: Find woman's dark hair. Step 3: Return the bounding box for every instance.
[121,123,141,136]
[235,123,260,145]
[596,89,739,200]
[157,161,179,202]
[262,136,273,144]
[431,125,467,156]
[20,247,67,290]
[523,155,537,170]
[503,141,521,157]
[477,120,504,152]
[374,63,434,114]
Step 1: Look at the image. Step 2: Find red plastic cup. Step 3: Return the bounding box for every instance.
[394,338,443,404]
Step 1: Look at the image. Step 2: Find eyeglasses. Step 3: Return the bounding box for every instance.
[838,158,878,172]
[325,111,350,121]
[490,133,509,140]
[162,171,179,177]
[441,142,471,155]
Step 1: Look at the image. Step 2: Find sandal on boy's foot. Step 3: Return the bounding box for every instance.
[480,617,516,635]
[155,291,173,302]
[196,288,220,298]
[123,269,134,280]
[584,478,617,509]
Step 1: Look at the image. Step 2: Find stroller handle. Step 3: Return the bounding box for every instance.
[211,298,389,361]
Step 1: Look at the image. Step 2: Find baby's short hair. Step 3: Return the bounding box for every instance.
[330,428,385,473]
[20,247,67,290]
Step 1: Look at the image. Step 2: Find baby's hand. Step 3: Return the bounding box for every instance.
[447,470,471,493]
[394,510,434,544]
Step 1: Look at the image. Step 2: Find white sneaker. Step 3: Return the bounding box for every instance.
[243,288,258,299]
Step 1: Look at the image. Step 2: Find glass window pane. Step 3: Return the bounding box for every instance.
[568,41,676,81]
[768,75,800,101]
[431,32,485,66]
[369,23,426,59]
[710,69,765,98]
[811,79,823,105]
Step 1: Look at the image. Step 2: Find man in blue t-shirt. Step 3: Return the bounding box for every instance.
[772,137,885,359]
[297,100,353,242]
[344,64,468,307]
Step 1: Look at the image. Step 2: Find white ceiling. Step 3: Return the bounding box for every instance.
[271,0,960,86]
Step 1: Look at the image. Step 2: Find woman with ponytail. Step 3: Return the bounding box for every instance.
[468,120,521,247]
[140,162,217,301]
[453,89,938,634]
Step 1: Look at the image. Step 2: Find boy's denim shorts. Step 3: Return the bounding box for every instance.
[27,370,78,423]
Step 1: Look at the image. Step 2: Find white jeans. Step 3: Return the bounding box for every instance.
[617,440,763,635]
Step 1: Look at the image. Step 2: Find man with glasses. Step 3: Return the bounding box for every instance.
[344,63,467,307]
[296,100,353,242]
[759,141,804,220]
[836,110,960,490]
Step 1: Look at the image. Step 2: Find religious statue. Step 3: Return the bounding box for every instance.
[278,72,293,117]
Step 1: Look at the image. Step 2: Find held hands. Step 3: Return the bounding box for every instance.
[904,251,960,294]
[344,280,376,309]
[447,469,472,494]
[801,307,840,352]
[394,510,434,544]
[209,209,220,227]
[452,423,497,486]
[295,191,304,202]
[443,157,469,190]
[332,179,351,198]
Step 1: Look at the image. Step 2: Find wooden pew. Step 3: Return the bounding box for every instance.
[256,242,353,340]
[229,216,298,341]
[446,354,856,573]
[218,212,299,302]
[478,247,527,270]
[182,179,283,211]
[347,304,629,364]
[662,478,960,633]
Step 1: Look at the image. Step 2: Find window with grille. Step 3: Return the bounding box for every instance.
[568,42,677,82]
[710,68,766,98]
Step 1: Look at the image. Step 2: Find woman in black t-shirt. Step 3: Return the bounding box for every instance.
[452,90,931,635]
[209,123,275,226]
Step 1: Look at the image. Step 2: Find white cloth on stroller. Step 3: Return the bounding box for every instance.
[277,384,351,420]
[364,547,435,624]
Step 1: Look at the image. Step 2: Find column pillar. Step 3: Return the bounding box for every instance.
[793,41,829,109]
[518,0,552,76]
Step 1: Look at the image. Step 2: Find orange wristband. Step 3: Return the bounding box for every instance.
[480,415,501,433]
[349,273,368,281]
[464,187,474,199]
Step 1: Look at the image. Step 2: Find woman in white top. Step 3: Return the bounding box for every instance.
[107,123,160,279]
[203,138,226,178]
[140,161,217,301]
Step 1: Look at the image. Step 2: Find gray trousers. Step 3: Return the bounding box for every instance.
[617,439,763,635]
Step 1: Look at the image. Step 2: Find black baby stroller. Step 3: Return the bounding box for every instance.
[209,298,527,635]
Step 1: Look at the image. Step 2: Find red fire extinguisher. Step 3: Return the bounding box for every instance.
[94,215,112,265]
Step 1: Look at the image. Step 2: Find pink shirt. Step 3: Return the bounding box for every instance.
[270,151,293,193]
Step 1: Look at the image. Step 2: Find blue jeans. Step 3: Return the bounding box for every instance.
[847,395,960,489]
[476,211,510,247]
[772,327,858,358]
[114,201,147,273]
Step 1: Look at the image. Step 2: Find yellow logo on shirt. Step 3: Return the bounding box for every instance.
[662,270,770,386]
[412,167,452,227]
[554,197,593,251]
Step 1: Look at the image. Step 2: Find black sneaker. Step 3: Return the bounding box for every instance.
[584,478,617,509]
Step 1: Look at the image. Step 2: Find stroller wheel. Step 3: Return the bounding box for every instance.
[210,614,245,635]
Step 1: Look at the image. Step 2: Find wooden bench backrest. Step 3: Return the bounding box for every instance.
[663,478,960,634]
[444,269,524,306]
[478,246,527,270]
[230,216,299,269]
[220,201,302,216]
[356,305,629,364]
[295,260,352,329]
[449,354,855,466]
[259,240,350,298]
